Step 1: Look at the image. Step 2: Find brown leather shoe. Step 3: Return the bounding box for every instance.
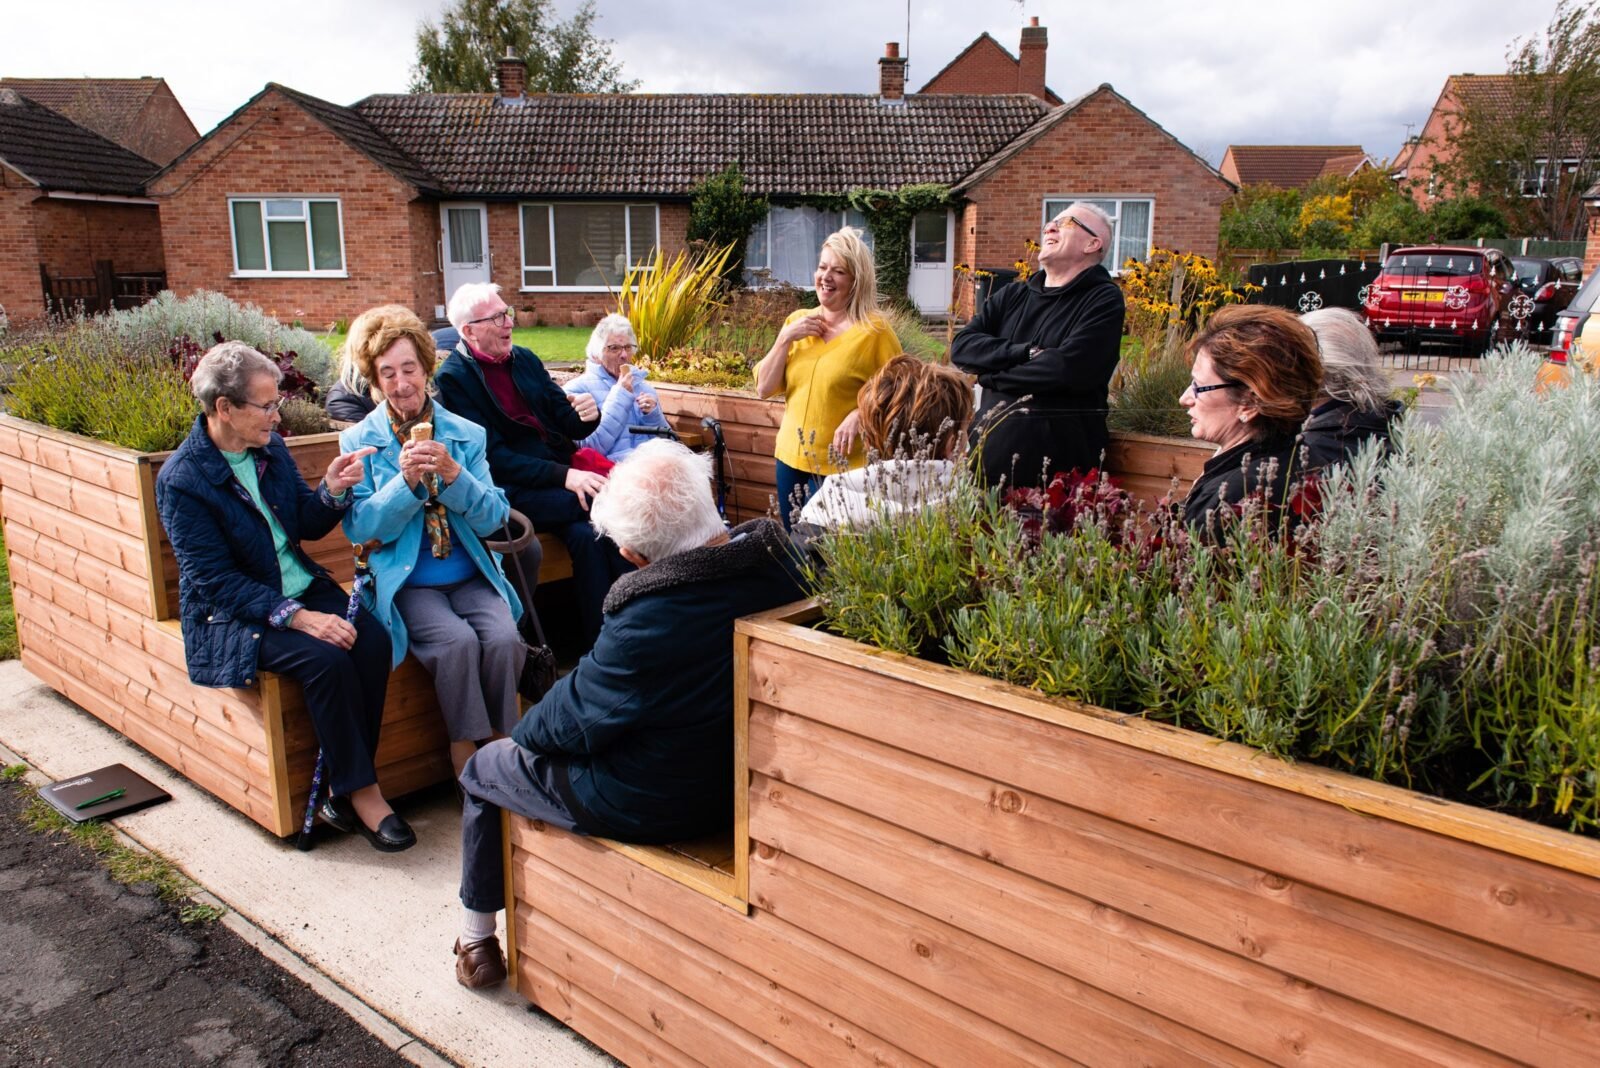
[454,935,507,989]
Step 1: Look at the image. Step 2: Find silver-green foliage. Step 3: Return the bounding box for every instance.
[107,290,334,387]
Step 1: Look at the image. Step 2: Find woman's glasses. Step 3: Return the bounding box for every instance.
[1188,379,1239,396]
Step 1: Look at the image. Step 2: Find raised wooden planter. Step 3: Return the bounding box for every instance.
[0,415,455,836]
[505,601,1600,1066]
[651,383,1212,518]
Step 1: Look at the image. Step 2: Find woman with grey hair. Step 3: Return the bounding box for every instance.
[561,313,672,462]
[1298,308,1402,472]
[156,341,417,853]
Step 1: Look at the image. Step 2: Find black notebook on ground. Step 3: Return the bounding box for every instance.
[37,763,171,823]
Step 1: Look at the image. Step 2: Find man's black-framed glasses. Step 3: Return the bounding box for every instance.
[1047,214,1104,244]
[467,308,514,327]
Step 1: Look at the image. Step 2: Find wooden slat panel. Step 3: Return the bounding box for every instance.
[2,487,151,580]
[510,819,1066,1068]
[0,454,145,531]
[749,775,1511,1067]
[515,857,914,1068]
[752,847,1263,1066]
[515,952,701,1068]
[5,521,152,615]
[0,416,143,494]
[747,638,1600,980]
[749,703,1600,1064]
[655,386,785,428]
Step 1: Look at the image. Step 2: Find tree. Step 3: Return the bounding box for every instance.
[1297,194,1354,250]
[686,164,769,285]
[410,0,638,94]
[1350,194,1427,248]
[1218,185,1302,252]
[1421,195,1509,242]
[1440,0,1600,238]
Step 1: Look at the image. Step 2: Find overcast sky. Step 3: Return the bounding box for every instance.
[0,0,1560,166]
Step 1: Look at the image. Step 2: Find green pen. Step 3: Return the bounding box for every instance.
[75,788,126,810]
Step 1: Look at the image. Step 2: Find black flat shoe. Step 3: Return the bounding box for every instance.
[355,812,416,853]
[318,795,356,834]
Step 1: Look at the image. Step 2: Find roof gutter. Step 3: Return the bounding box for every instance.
[43,189,157,205]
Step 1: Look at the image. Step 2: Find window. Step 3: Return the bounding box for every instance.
[519,203,658,289]
[229,197,345,275]
[1041,198,1152,274]
[745,206,873,287]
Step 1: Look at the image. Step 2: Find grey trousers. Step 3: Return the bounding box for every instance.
[393,575,522,741]
[458,739,579,913]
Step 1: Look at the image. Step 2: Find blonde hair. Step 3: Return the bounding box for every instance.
[822,227,882,328]
[347,305,439,388]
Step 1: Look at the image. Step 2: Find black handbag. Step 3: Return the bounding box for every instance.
[486,510,558,704]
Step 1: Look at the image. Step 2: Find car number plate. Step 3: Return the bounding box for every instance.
[1400,290,1445,303]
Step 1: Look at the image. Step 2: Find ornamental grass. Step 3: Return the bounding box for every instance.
[807,347,1600,834]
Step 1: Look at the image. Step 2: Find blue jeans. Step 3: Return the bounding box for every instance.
[774,459,824,533]
[458,739,579,913]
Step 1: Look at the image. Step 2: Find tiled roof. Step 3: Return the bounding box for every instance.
[1317,152,1372,179]
[268,84,442,194]
[0,88,159,195]
[1223,145,1366,189]
[0,76,159,147]
[351,91,1053,196]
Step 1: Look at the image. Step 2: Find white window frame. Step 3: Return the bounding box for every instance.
[518,202,660,292]
[744,205,873,288]
[227,195,347,278]
[1040,196,1154,275]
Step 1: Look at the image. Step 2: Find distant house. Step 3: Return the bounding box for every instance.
[1218,145,1374,190]
[0,77,198,167]
[0,89,165,320]
[918,18,1064,105]
[148,25,1232,324]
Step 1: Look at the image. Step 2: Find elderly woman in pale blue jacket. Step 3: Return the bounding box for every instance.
[339,305,524,777]
[562,314,672,460]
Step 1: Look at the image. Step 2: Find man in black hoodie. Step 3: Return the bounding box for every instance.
[953,204,1126,489]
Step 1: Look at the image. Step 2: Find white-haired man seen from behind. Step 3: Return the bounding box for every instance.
[451,440,806,989]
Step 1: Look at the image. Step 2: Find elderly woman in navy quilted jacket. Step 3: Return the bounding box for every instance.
[154,341,416,853]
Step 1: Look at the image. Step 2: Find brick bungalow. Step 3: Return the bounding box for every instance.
[0,76,199,167]
[0,88,167,321]
[1218,145,1374,190]
[147,24,1232,325]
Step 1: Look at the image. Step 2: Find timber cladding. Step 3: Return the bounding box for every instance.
[505,604,1600,1066]
[0,415,450,836]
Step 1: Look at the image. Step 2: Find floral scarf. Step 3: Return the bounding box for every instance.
[387,398,452,558]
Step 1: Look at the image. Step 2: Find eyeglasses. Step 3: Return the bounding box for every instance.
[1046,215,1104,244]
[1187,379,1239,396]
[467,308,514,327]
[234,397,283,415]
[603,342,638,355]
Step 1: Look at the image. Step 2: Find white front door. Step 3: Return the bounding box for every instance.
[908,210,955,316]
[440,203,490,305]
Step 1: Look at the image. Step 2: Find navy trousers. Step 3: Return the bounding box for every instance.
[256,581,391,798]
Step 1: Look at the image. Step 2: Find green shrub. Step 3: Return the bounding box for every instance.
[636,348,753,389]
[618,245,733,361]
[1108,332,1193,437]
[687,164,769,285]
[883,305,946,363]
[107,290,335,388]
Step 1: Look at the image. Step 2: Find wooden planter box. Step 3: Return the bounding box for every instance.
[505,601,1600,1066]
[0,415,451,835]
[651,383,1212,519]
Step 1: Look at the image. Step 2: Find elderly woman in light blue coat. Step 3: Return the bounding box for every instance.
[339,305,523,777]
[562,313,672,461]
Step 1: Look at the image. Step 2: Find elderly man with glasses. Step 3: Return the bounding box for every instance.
[952,203,1126,490]
[561,312,672,462]
[435,283,629,650]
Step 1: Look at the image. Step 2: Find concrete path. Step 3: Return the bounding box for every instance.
[0,660,611,1068]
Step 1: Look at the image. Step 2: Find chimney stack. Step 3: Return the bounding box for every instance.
[497,48,527,99]
[1018,18,1048,101]
[879,42,906,102]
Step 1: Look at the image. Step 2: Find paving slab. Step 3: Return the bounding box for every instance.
[0,659,611,1068]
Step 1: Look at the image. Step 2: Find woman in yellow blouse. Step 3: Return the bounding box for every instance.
[755,227,900,529]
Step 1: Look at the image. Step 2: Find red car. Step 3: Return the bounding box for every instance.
[1363,246,1516,354]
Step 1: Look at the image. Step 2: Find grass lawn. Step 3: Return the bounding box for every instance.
[316,326,591,365]
[0,526,17,660]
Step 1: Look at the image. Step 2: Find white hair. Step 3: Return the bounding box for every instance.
[1068,203,1115,248]
[590,440,724,562]
[1301,307,1392,412]
[586,313,637,362]
[446,282,503,330]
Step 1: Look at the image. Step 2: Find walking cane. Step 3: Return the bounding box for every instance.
[295,540,379,851]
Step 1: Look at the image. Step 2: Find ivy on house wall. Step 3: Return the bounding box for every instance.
[687,163,769,285]
[846,184,955,308]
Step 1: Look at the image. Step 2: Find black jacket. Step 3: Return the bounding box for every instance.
[1297,399,1401,473]
[1182,431,1301,542]
[511,520,806,842]
[952,266,1126,488]
[433,343,599,492]
[324,379,376,423]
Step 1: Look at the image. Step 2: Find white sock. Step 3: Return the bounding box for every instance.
[462,909,498,944]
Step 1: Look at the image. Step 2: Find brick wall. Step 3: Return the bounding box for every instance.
[32,199,164,277]
[922,37,1024,96]
[150,90,425,326]
[0,168,43,319]
[953,90,1231,316]
[128,84,201,167]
